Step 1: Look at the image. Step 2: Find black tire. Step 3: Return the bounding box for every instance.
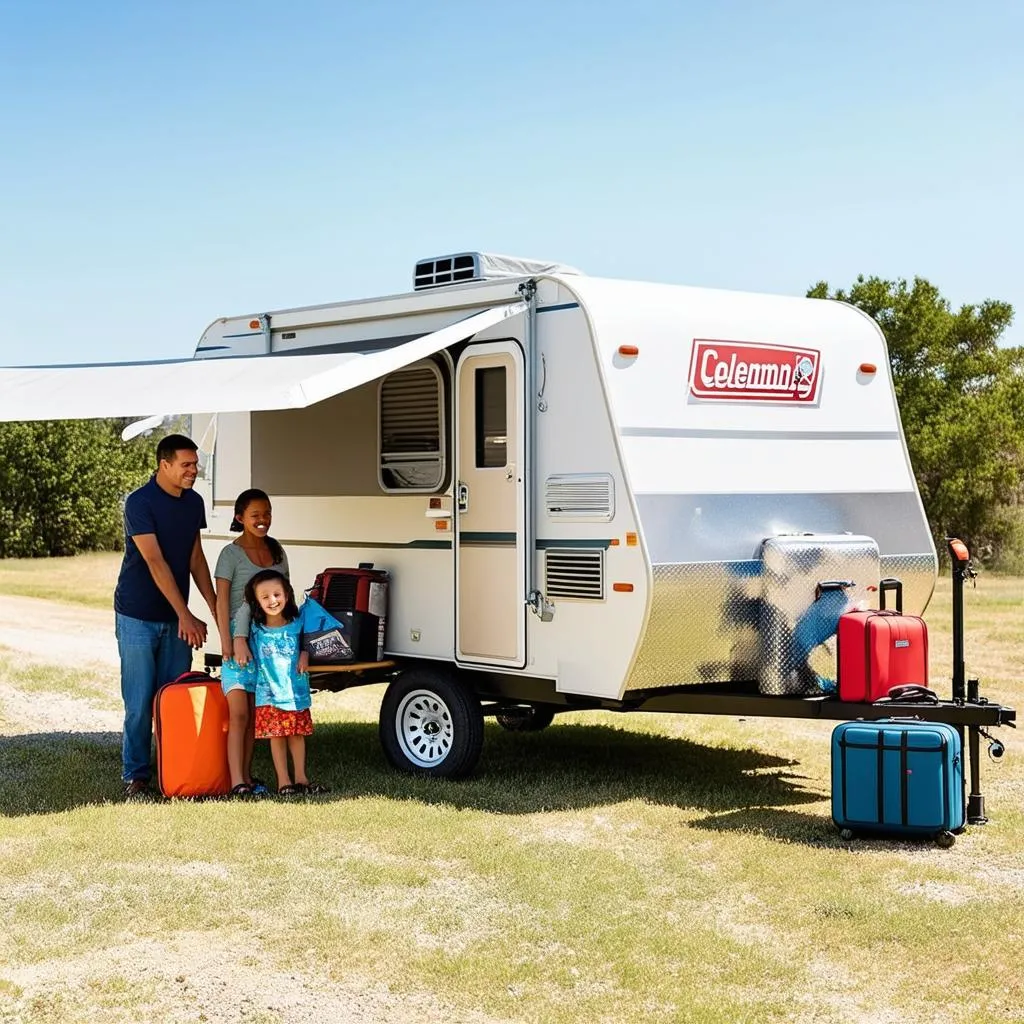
[495,704,557,732]
[839,828,855,842]
[379,668,483,779]
[936,830,956,849]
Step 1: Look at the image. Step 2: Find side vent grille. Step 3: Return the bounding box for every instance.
[545,549,604,601]
[414,254,479,289]
[545,474,615,521]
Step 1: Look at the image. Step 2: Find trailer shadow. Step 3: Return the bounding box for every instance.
[0,720,823,818]
[302,719,823,816]
[689,807,839,847]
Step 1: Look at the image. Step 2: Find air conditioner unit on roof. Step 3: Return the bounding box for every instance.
[413,252,583,290]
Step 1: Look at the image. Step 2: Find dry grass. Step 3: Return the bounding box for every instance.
[0,551,122,608]
[0,560,1021,1023]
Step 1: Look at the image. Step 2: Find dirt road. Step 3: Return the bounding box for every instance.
[0,596,121,734]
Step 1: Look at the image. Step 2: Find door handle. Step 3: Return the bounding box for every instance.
[457,481,469,514]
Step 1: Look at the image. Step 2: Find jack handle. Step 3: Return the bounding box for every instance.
[946,537,977,586]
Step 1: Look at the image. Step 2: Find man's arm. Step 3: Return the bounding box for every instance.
[190,532,218,622]
[215,578,234,662]
[133,533,207,648]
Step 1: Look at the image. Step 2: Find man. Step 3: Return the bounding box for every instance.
[114,434,218,798]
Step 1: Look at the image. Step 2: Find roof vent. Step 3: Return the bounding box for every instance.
[414,252,583,290]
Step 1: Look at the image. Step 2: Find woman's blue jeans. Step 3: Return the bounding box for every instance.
[115,612,192,782]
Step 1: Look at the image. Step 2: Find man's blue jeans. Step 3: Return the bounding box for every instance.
[115,612,192,782]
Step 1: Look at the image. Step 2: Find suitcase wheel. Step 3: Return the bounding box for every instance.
[839,828,855,842]
[935,831,956,849]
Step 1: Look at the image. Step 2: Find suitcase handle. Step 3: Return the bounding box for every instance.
[875,684,939,705]
[879,577,903,613]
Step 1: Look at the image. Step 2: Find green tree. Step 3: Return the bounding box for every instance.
[808,276,1024,565]
[0,420,154,557]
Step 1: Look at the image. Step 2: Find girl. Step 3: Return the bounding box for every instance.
[214,488,289,797]
[245,569,328,796]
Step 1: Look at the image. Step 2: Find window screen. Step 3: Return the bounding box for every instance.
[379,362,445,491]
[475,366,507,468]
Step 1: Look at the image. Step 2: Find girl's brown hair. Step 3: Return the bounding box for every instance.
[244,569,299,626]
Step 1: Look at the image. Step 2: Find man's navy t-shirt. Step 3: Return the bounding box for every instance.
[114,476,207,623]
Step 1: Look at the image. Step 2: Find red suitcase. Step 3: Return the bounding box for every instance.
[837,578,929,702]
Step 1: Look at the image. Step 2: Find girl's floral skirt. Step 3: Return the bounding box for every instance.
[255,705,313,738]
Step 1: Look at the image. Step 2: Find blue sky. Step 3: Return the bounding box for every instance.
[0,0,1021,365]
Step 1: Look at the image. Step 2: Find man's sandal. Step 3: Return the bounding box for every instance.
[230,783,255,798]
[297,782,330,795]
[277,784,303,796]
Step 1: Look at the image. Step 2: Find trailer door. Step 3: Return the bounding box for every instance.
[454,341,526,667]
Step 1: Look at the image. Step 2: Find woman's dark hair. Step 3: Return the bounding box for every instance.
[244,569,299,626]
[230,488,285,564]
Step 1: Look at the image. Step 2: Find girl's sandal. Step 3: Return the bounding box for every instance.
[298,782,330,795]
[277,784,303,796]
[230,783,254,799]
[248,778,270,798]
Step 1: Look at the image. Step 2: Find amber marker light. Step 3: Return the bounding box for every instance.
[609,538,620,546]
[625,532,638,547]
[859,363,877,374]
[249,319,261,329]
[618,344,639,357]
[612,583,634,593]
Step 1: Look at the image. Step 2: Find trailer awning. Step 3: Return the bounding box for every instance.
[0,302,526,422]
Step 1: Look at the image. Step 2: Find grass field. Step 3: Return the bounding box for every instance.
[0,555,1022,1023]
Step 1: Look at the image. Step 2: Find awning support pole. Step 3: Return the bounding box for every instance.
[519,279,553,622]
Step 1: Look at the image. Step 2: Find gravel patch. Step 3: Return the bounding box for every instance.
[0,594,118,669]
[1,931,511,1024]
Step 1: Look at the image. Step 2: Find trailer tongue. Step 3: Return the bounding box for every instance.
[606,537,1015,826]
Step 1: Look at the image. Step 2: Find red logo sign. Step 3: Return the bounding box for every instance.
[688,340,822,403]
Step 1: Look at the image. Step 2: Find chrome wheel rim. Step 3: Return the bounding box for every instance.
[396,688,454,768]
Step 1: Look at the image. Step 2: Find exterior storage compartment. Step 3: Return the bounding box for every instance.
[759,534,880,695]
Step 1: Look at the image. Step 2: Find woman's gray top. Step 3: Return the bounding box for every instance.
[214,542,290,638]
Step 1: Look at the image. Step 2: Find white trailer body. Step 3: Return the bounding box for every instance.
[0,252,942,774]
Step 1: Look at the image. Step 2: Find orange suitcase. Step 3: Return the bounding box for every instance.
[154,672,231,798]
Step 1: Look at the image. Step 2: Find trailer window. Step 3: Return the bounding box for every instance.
[378,361,445,491]
[475,366,507,468]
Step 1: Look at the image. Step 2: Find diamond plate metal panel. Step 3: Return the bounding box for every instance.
[620,547,938,698]
[624,560,762,691]
[759,535,880,695]
[880,552,938,615]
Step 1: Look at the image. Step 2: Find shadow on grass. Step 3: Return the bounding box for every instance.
[0,720,823,820]
[689,807,838,847]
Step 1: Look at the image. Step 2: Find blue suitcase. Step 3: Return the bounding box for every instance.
[831,720,965,847]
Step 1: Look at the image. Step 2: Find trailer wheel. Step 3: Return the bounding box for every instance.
[495,705,557,732]
[935,830,956,849]
[839,828,855,842]
[379,669,483,779]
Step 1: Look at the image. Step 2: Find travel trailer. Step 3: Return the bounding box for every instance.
[0,252,1013,805]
